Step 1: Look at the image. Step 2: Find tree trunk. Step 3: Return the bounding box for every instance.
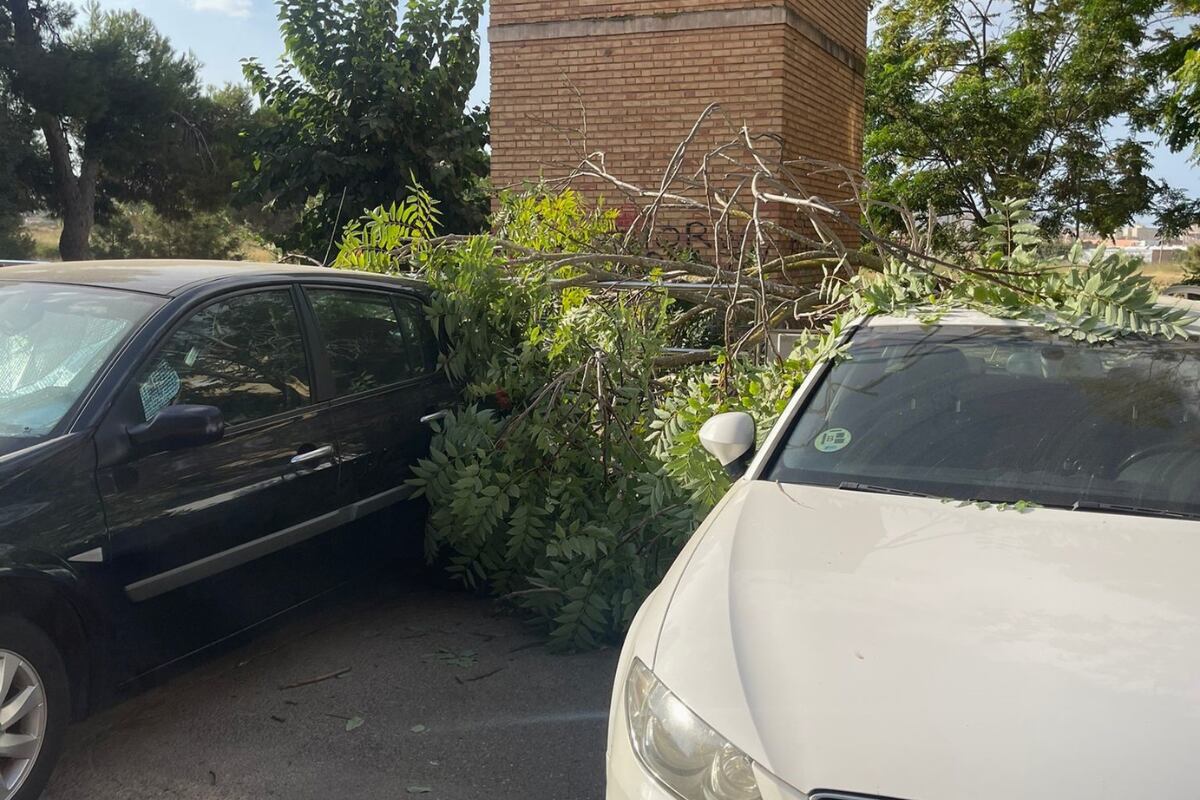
[57,202,93,261]
[54,158,99,261]
[39,119,98,261]
[7,0,98,261]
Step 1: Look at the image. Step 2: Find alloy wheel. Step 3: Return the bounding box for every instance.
[0,650,46,800]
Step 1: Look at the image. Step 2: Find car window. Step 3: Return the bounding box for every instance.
[306,288,432,396]
[393,296,439,373]
[765,325,1200,518]
[133,290,311,426]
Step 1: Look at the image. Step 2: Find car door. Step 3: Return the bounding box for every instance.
[302,284,456,509]
[94,285,349,677]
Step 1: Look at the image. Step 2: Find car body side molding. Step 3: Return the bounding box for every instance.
[123,484,413,602]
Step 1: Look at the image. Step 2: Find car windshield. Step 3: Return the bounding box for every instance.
[0,282,162,451]
[766,324,1200,519]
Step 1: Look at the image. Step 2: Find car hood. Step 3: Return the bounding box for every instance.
[653,481,1200,800]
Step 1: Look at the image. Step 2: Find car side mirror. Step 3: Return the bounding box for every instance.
[699,412,757,479]
[127,405,225,455]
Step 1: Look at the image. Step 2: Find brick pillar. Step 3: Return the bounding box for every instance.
[489,1,869,250]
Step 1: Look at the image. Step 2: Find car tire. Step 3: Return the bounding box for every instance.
[0,616,70,800]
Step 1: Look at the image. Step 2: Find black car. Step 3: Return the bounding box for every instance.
[0,261,457,800]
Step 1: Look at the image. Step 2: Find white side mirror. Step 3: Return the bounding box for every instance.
[699,412,757,478]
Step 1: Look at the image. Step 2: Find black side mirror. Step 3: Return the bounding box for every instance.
[127,405,225,455]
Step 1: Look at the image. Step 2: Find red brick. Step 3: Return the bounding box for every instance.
[490,2,868,246]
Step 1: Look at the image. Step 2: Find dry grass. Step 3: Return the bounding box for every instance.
[1141,260,1187,287]
[25,218,62,261]
[20,219,280,263]
[240,241,278,262]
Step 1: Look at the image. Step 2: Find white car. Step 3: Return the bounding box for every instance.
[606,309,1200,800]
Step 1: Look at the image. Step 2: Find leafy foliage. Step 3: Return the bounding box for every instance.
[0,73,41,257]
[855,198,1195,342]
[1182,244,1200,283]
[333,184,441,272]
[866,0,1184,240]
[0,0,256,259]
[334,191,736,649]
[91,201,259,261]
[242,0,489,257]
[1143,1,1200,158]
[423,310,683,643]
[1140,2,1200,234]
[333,188,1194,651]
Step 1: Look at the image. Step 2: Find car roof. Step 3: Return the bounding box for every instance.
[868,303,1200,337]
[0,259,425,297]
[1163,284,1200,300]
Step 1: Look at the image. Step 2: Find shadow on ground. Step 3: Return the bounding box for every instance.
[46,570,619,800]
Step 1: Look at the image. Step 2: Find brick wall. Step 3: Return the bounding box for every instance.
[780,20,867,240]
[489,1,868,248]
[786,0,869,59]
[492,0,775,26]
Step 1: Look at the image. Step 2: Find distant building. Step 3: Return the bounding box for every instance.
[1114,224,1163,244]
[488,1,870,248]
[1064,223,1199,267]
[1098,245,1188,265]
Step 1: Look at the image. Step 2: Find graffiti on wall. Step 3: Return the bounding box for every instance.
[618,204,713,259]
[647,221,711,259]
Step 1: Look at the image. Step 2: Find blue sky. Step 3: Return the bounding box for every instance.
[92,0,491,109]
[90,0,1197,201]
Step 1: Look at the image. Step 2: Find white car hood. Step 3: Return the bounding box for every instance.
[653,481,1200,800]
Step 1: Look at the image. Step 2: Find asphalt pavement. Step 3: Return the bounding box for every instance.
[45,569,620,800]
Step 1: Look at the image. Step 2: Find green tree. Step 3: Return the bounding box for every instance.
[0,1,242,259]
[242,0,489,258]
[0,80,42,257]
[113,82,263,224]
[1145,1,1200,155]
[867,0,1178,240]
[91,201,255,261]
[1180,242,1200,282]
[1140,2,1200,234]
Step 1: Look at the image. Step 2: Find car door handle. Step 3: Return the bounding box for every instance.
[291,445,335,465]
[420,409,452,425]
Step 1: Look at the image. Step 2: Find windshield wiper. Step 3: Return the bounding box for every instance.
[837,482,937,499]
[1070,500,1200,522]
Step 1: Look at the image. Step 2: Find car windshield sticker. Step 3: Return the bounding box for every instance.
[814,427,852,453]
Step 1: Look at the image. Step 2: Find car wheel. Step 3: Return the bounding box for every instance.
[0,616,69,800]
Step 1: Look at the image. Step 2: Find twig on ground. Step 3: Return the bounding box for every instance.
[278,667,352,690]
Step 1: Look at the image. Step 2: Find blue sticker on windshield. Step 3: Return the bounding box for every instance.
[814,427,852,453]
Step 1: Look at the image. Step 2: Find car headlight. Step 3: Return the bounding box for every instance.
[625,658,762,800]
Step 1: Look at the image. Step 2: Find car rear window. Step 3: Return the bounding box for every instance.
[306,288,434,397]
[765,325,1200,519]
